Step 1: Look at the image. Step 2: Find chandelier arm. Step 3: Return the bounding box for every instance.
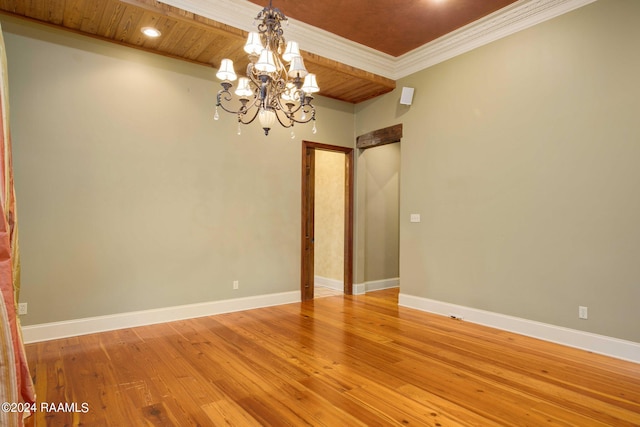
[237,105,261,125]
[268,95,288,112]
[217,85,262,118]
[238,95,263,124]
[217,99,246,115]
[289,103,316,125]
[278,97,306,118]
[216,88,242,115]
[273,109,294,128]
[279,90,311,116]
[296,107,316,124]
[267,91,315,125]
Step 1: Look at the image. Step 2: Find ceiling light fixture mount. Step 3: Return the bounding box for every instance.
[214,0,319,136]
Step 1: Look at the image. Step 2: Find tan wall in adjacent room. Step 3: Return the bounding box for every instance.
[314,150,345,282]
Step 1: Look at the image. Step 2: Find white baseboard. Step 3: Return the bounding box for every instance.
[315,276,343,291]
[316,276,400,295]
[353,277,400,295]
[21,291,300,344]
[353,283,366,295]
[365,277,400,292]
[399,294,640,364]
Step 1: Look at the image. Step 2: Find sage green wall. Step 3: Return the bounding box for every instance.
[355,0,640,342]
[362,143,399,282]
[2,17,355,325]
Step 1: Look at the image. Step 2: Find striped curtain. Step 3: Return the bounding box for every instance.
[0,24,35,426]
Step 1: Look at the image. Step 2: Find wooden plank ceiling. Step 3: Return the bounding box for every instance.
[0,0,523,103]
[0,0,396,103]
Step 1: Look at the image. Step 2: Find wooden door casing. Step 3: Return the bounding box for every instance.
[301,141,353,300]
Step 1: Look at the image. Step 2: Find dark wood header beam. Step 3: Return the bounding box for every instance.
[356,123,403,149]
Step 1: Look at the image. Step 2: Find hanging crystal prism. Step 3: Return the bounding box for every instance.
[214,106,220,121]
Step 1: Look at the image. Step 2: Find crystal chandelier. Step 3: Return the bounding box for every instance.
[214,1,320,137]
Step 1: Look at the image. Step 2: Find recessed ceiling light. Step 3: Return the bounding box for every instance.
[141,27,161,38]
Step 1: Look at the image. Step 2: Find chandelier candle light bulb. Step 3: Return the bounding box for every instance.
[215,0,319,136]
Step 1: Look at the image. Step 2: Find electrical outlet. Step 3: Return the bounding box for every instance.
[579,306,588,320]
[18,303,27,315]
[233,280,239,290]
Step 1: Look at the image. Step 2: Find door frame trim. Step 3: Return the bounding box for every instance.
[301,141,354,301]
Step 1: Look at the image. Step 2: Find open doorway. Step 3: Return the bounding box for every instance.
[301,141,354,301]
[361,143,400,289]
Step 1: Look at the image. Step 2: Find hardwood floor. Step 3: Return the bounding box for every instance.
[25,289,640,426]
[313,286,343,298]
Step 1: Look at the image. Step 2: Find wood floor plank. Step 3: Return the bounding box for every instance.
[202,399,261,426]
[24,289,640,426]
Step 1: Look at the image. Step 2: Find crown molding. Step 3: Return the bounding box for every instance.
[161,0,597,81]
[393,0,598,79]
